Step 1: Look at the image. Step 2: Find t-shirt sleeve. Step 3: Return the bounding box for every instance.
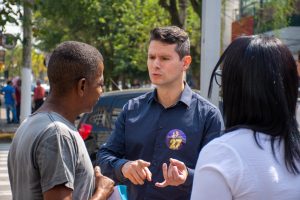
[35,126,78,193]
[191,141,244,199]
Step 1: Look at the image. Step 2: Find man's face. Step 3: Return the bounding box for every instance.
[147,40,188,88]
[83,62,104,113]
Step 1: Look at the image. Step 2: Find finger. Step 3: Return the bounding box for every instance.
[127,174,138,185]
[171,165,181,180]
[162,163,168,181]
[155,180,168,188]
[170,158,186,174]
[144,167,152,182]
[131,170,145,185]
[169,158,184,168]
[167,164,174,180]
[138,159,151,167]
[136,167,147,180]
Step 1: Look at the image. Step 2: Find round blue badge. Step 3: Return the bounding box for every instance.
[165,129,186,150]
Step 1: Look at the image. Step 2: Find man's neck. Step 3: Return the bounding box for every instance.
[156,82,185,108]
[37,96,79,124]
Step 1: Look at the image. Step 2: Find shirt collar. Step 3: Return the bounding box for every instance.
[148,82,193,108]
[180,83,193,107]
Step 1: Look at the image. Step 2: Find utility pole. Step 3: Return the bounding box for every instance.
[200,0,221,107]
[20,0,33,121]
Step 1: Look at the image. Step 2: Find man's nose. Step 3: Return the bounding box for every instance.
[153,58,160,68]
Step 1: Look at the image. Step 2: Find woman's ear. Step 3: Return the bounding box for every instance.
[77,78,86,97]
[183,55,192,70]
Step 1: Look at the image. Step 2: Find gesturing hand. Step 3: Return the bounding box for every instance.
[121,159,152,185]
[93,166,115,200]
[155,158,188,188]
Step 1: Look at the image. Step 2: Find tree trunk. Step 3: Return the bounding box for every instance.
[178,0,188,29]
[20,0,33,122]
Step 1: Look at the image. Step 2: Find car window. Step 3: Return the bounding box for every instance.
[110,92,146,129]
[111,108,122,130]
[88,106,112,129]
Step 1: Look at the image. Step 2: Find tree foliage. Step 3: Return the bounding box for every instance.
[33,0,170,88]
[158,0,201,88]
[255,0,297,33]
[5,45,46,79]
[1,0,297,89]
[0,0,22,31]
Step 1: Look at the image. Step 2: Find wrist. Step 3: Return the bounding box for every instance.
[91,188,109,200]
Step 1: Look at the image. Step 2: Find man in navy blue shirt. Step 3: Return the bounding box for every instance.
[97,26,224,200]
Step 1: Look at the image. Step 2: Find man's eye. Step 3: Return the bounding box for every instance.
[162,57,169,60]
[148,56,155,60]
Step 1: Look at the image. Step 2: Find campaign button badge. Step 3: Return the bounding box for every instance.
[165,129,186,150]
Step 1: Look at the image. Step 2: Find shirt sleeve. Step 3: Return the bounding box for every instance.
[35,127,78,193]
[191,141,244,199]
[201,107,224,148]
[97,104,129,184]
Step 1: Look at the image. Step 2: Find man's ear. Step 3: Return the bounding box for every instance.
[183,55,192,71]
[77,78,86,97]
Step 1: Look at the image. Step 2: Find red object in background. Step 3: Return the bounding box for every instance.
[79,123,92,140]
[232,16,254,41]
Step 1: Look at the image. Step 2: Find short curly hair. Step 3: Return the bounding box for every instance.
[47,41,103,95]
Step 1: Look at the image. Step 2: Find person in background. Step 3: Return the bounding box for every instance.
[98,26,224,200]
[14,78,21,122]
[33,79,45,112]
[1,80,17,123]
[191,35,300,199]
[8,41,114,200]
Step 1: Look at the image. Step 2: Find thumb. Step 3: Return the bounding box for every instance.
[155,180,168,188]
[170,158,184,168]
[94,166,102,176]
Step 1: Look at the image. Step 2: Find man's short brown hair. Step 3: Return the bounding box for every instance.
[149,26,190,59]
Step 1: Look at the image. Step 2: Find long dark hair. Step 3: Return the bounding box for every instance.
[208,35,300,174]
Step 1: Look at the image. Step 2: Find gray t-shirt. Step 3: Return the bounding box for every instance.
[8,112,94,200]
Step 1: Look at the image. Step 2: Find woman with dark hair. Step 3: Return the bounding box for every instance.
[191,35,300,199]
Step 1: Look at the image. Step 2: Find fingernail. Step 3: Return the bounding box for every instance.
[95,166,101,172]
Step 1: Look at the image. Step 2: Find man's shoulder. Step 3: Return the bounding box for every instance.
[191,91,218,111]
[126,91,153,109]
[2,85,11,92]
[20,112,75,138]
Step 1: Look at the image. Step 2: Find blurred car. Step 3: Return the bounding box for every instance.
[78,88,153,164]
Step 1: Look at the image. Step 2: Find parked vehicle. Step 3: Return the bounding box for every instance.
[78,88,153,164]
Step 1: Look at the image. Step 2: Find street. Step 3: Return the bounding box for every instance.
[0,143,12,200]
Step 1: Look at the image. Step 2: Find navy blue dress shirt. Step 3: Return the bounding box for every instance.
[98,84,224,200]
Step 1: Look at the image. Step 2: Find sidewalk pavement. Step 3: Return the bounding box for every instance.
[0,106,19,143]
[0,119,18,142]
